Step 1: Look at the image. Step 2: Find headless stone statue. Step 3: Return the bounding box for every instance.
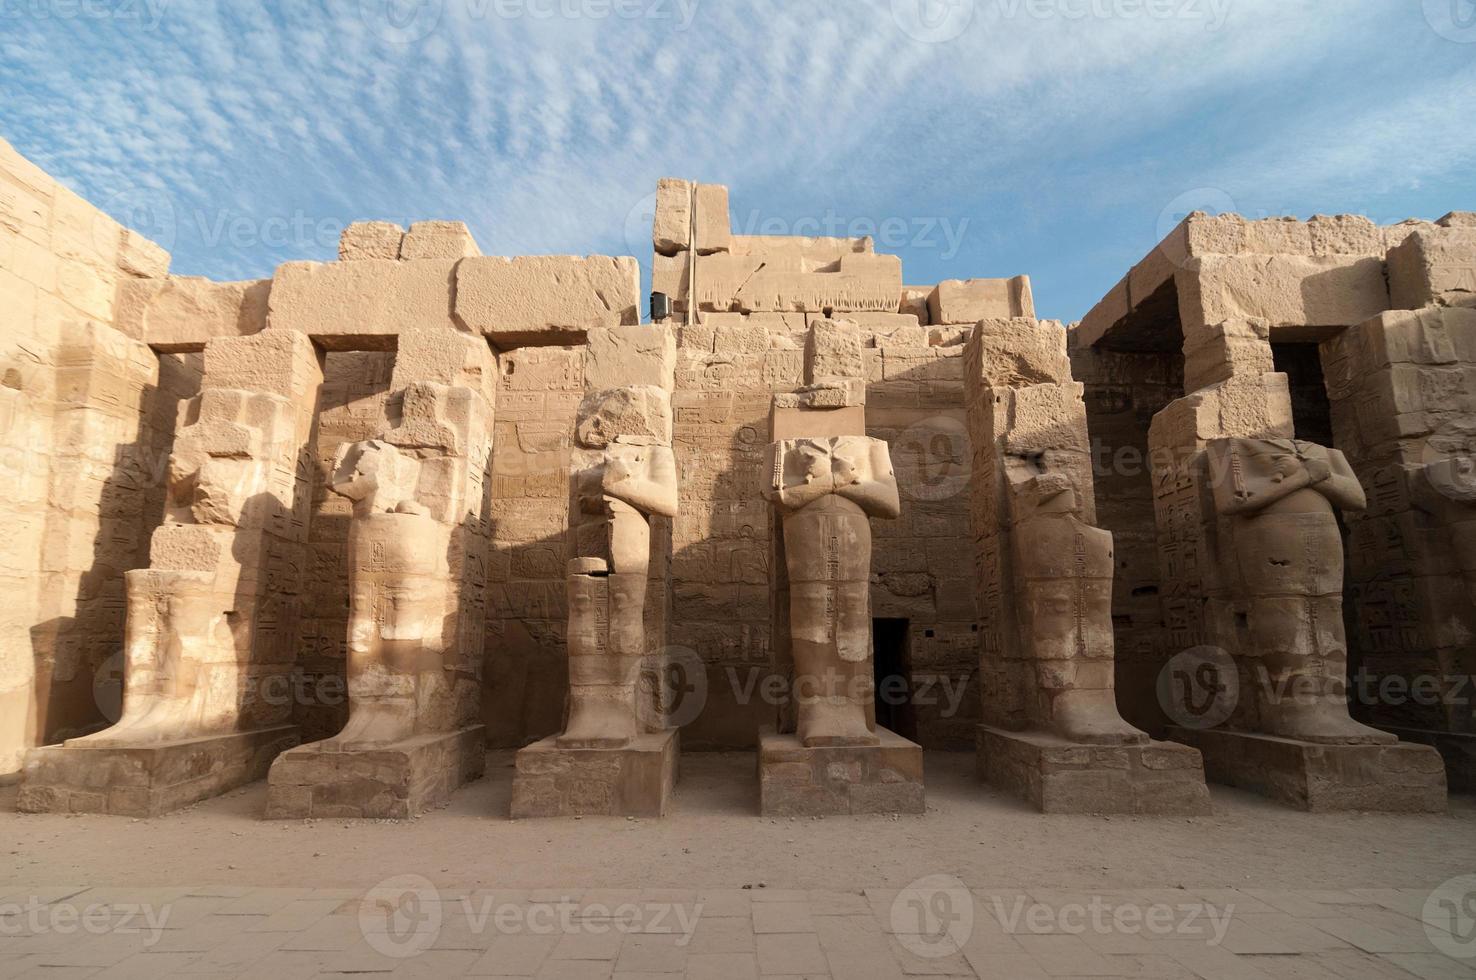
[766,435,900,748]
[324,440,450,747]
[561,442,678,749]
[1207,437,1392,745]
[1006,468,1147,745]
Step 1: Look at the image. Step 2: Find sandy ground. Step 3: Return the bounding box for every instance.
[2,751,1473,894]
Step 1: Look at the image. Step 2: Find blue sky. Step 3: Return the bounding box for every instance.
[3,0,1473,322]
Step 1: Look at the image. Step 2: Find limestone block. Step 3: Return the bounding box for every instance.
[268,259,458,348]
[115,276,269,352]
[55,259,114,322]
[964,318,1072,390]
[697,252,902,314]
[713,320,769,355]
[390,328,497,406]
[804,318,863,383]
[117,228,170,279]
[575,385,673,449]
[1177,255,1389,335]
[1441,212,1476,228]
[584,324,677,391]
[900,286,930,324]
[454,255,640,347]
[998,383,1091,456]
[1182,318,1275,393]
[338,221,404,261]
[653,178,692,255]
[1148,374,1294,453]
[499,345,583,392]
[203,329,323,402]
[652,251,688,303]
[1387,228,1476,310]
[694,183,731,254]
[733,235,873,263]
[928,275,1034,324]
[1076,276,1129,349]
[400,220,481,260]
[1307,214,1384,256]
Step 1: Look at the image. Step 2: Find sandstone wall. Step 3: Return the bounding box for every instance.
[0,136,190,776]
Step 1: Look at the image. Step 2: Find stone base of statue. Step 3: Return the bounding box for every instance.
[17,725,300,818]
[1168,726,1446,812]
[1380,726,1476,793]
[510,730,679,819]
[977,726,1211,815]
[264,725,485,820]
[758,727,924,816]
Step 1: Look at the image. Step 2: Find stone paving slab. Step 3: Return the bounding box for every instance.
[0,884,1471,977]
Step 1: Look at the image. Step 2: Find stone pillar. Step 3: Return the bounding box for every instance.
[966,318,1210,813]
[1321,305,1476,789]
[1150,316,1446,811]
[756,318,923,816]
[266,329,493,819]
[511,324,682,818]
[17,330,323,816]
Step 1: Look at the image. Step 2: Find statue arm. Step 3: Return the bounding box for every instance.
[1315,450,1367,512]
[835,440,902,519]
[1217,465,1313,516]
[604,447,679,518]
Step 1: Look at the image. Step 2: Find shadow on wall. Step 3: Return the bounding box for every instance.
[27,348,202,752]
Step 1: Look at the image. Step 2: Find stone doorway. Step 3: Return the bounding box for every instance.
[873,618,917,740]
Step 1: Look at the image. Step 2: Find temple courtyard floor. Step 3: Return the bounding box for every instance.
[1,751,1474,978]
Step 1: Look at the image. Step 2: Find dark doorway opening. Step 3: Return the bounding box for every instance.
[1272,342,1334,447]
[873,618,916,740]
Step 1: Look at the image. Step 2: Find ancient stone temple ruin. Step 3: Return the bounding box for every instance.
[2,135,1472,818]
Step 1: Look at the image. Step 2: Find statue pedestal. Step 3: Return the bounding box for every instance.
[1168,726,1446,812]
[264,725,485,820]
[758,727,924,816]
[511,730,679,819]
[1380,726,1476,793]
[977,726,1210,815]
[17,725,299,817]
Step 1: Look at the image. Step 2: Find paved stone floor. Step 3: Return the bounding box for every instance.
[2,752,1474,978]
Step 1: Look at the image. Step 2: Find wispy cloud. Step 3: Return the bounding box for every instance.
[0,0,1469,318]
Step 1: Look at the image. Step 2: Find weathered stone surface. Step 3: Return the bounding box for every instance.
[653,177,692,255]
[965,317,1072,388]
[338,221,404,261]
[1170,727,1446,812]
[454,255,640,347]
[267,258,458,347]
[978,727,1210,814]
[758,729,924,816]
[697,252,902,314]
[400,220,481,260]
[1387,227,1476,310]
[1182,318,1274,393]
[575,385,672,449]
[694,183,731,254]
[511,731,678,818]
[266,726,485,819]
[584,324,677,391]
[115,276,269,351]
[18,726,299,817]
[1176,255,1389,336]
[929,275,1034,323]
